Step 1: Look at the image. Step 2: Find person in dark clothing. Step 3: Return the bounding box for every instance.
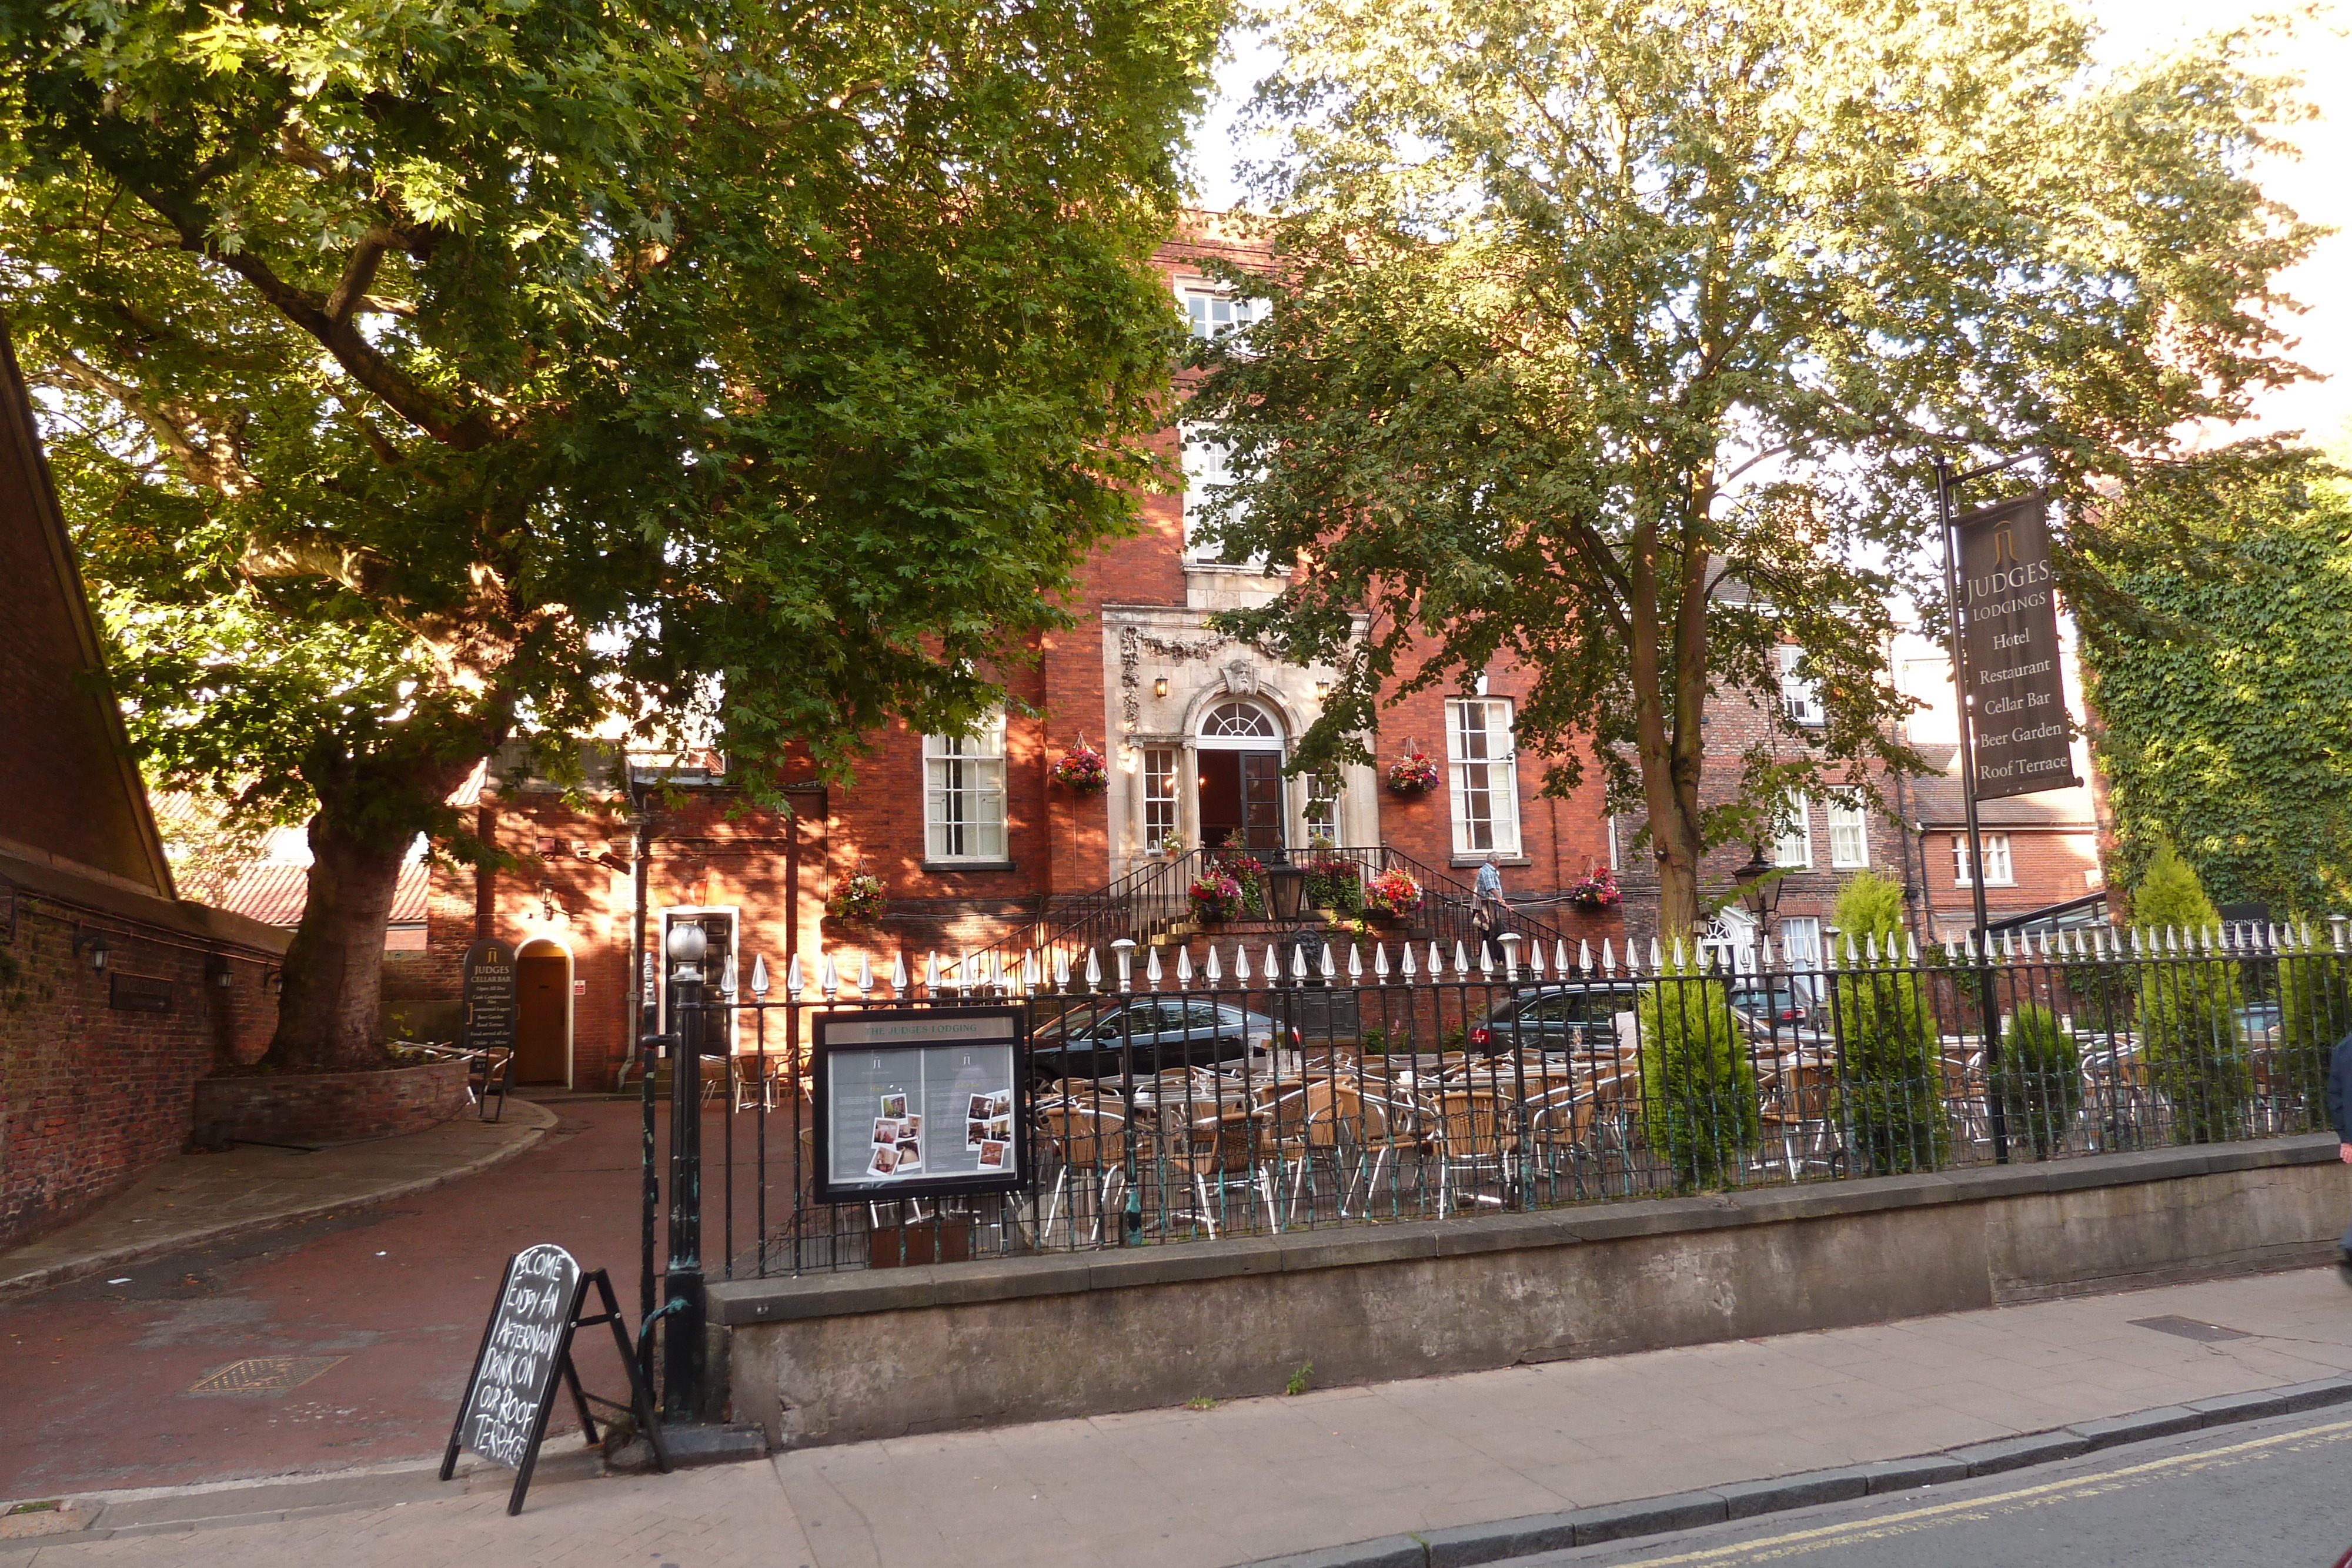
[2328,1030,2352,1271]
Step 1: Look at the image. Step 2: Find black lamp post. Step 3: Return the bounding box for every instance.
[662,920,707,1421]
[1730,847,1782,928]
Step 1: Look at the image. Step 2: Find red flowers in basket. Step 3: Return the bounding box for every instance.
[1365,867,1424,916]
[1052,737,1108,795]
[1387,745,1441,795]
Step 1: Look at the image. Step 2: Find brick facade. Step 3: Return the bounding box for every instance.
[2,312,288,1251]
[409,221,1621,1091]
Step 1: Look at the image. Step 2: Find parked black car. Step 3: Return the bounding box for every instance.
[1729,980,1811,1029]
[1027,998,1295,1082]
[1468,982,1643,1054]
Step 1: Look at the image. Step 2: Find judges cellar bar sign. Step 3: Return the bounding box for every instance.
[1956,492,2078,801]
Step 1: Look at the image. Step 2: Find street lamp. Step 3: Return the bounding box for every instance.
[72,927,111,972]
[1731,846,1783,925]
[1266,861,1308,922]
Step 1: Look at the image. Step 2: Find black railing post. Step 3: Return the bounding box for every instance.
[662,923,708,1421]
[637,951,660,1333]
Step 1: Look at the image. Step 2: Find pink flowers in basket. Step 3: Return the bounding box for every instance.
[1052,737,1108,795]
[1189,871,1246,922]
[827,870,885,924]
[1566,865,1621,909]
[1365,867,1424,917]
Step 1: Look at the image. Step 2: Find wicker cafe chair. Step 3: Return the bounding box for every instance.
[1033,1100,1129,1249]
[1161,1108,1278,1239]
[1333,1082,1422,1219]
[1524,1080,1602,1198]
[468,1047,514,1123]
[1757,1058,1840,1179]
[1255,1078,1354,1225]
[1419,1089,1517,1218]
[730,1052,793,1114]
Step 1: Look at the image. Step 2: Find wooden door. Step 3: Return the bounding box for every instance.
[514,952,569,1083]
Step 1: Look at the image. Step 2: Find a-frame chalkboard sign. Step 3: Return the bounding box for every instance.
[440,1243,671,1513]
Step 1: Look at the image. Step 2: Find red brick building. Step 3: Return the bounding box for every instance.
[413,219,1623,1089]
[0,313,285,1249]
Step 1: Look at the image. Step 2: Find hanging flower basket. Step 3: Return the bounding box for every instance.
[1053,737,1109,795]
[1387,743,1441,797]
[827,871,886,924]
[1365,867,1424,917]
[1566,865,1621,910]
[1190,871,1246,923]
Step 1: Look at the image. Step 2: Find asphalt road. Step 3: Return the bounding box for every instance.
[1538,1407,2352,1568]
[0,1098,797,1500]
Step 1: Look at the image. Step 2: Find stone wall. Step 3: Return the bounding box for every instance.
[713,1136,2352,1449]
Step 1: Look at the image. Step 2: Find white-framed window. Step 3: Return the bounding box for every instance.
[1779,646,1825,728]
[1180,424,1260,565]
[1953,833,2014,887]
[1180,285,1268,341]
[1303,767,1340,842]
[1142,748,1179,850]
[1826,797,1870,869]
[1772,794,1812,870]
[1446,698,1521,855]
[1778,915,1823,969]
[923,710,1007,862]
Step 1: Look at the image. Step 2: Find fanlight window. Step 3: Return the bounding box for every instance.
[1201,701,1279,740]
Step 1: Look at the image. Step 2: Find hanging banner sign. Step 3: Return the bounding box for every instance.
[1956,491,2078,801]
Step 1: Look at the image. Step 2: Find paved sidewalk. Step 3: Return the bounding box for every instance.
[0,1102,556,1300]
[10,1266,2352,1566]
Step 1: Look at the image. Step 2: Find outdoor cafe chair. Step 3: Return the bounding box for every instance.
[1757,1058,1840,1179]
[467,1047,513,1122]
[1418,1088,1518,1218]
[1034,1101,1129,1249]
[1525,1081,1603,1198]
[1161,1106,1279,1240]
[1334,1083,1423,1219]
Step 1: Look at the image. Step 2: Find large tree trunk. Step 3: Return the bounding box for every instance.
[263,813,412,1071]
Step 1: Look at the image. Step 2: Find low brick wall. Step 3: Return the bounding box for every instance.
[192,1058,469,1148]
[713,1136,2352,1449]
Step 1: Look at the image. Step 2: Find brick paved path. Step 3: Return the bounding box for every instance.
[0,1099,793,1499]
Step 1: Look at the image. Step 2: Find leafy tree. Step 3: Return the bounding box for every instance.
[1184,0,2318,938]
[0,0,1216,1067]
[2132,840,2249,1144]
[2075,447,2352,913]
[1636,959,1758,1191]
[1828,871,1946,1175]
[2000,1001,2082,1161]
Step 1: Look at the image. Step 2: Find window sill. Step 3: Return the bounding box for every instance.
[1451,855,1532,869]
[921,860,1017,874]
[1956,882,2016,890]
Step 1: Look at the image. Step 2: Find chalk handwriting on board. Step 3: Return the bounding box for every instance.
[440,1246,669,1514]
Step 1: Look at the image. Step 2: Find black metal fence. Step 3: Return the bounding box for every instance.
[672,920,2352,1281]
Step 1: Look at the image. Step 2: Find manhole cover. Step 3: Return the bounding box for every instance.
[2129,1315,2251,1343]
[185,1356,346,1396]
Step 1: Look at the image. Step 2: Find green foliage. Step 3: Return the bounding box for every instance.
[0,0,1218,1054]
[2133,844,2250,1143]
[1185,0,2319,939]
[2000,1002,2083,1161]
[2077,449,2352,913]
[1638,965,1759,1191]
[1828,872,1947,1175]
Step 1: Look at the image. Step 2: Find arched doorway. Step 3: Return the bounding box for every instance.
[1197,699,1285,851]
[513,937,572,1086]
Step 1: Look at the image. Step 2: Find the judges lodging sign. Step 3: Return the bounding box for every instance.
[1956,492,2078,801]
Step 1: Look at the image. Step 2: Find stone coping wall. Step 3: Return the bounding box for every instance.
[713,1136,2351,1449]
[191,1058,469,1148]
